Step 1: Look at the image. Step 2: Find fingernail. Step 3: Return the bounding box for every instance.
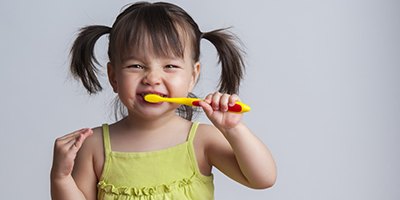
[82,128,90,132]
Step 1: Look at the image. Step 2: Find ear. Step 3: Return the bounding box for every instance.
[107,62,118,93]
[189,62,200,92]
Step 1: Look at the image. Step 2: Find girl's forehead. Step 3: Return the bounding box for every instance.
[123,50,185,62]
[121,30,194,62]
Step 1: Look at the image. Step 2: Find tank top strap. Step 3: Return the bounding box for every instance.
[187,122,206,177]
[187,122,200,143]
[101,124,112,154]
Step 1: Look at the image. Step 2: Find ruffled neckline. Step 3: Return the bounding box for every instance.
[97,173,213,197]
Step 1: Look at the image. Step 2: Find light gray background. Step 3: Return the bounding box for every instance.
[1,0,399,199]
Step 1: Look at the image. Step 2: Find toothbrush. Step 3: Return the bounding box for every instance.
[144,94,251,113]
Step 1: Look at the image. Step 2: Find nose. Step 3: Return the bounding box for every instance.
[142,69,161,86]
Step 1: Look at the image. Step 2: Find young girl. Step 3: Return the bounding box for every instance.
[51,2,276,200]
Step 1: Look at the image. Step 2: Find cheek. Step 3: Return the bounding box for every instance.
[116,74,139,95]
[167,74,194,94]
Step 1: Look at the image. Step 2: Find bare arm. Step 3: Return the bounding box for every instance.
[50,175,87,200]
[216,123,276,188]
[199,93,277,189]
[50,128,96,200]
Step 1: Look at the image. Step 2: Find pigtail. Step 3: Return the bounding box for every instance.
[201,28,245,94]
[176,92,200,120]
[70,25,111,94]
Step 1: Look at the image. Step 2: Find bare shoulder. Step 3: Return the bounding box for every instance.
[191,123,222,176]
[196,123,220,137]
[195,123,231,165]
[195,123,214,145]
[76,125,105,180]
[196,123,228,148]
[80,126,104,153]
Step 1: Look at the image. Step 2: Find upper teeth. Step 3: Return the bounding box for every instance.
[142,93,166,97]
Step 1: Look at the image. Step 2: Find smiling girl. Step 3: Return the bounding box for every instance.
[51,2,276,200]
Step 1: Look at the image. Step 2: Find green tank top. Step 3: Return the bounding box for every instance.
[97,122,214,200]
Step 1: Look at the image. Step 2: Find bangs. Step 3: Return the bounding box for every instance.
[110,4,189,63]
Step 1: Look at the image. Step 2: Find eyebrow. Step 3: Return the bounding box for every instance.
[122,53,184,62]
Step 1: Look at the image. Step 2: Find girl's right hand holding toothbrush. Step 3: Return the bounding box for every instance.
[199,92,243,132]
[51,128,93,180]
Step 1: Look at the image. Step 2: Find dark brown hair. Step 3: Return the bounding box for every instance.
[70,1,245,120]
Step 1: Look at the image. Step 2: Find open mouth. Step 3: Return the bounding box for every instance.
[139,92,168,98]
[138,92,168,104]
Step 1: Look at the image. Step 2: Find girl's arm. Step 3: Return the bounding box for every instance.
[198,92,277,189]
[51,128,97,200]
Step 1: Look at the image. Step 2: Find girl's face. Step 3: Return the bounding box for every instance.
[107,42,200,119]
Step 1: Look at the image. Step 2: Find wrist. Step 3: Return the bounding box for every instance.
[219,122,247,138]
[50,169,70,183]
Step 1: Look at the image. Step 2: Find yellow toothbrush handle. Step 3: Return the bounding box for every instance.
[164,97,251,113]
[166,97,200,106]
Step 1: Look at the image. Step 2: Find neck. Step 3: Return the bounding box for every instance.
[120,111,183,132]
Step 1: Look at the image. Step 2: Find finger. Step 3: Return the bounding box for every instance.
[198,100,214,117]
[228,94,240,107]
[59,129,91,152]
[211,92,222,111]
[70,129,93,150]
[220,93,231,112]
[57,128,90,142]
[65,136,78,149]
[54,131,83,148]
[79,129,93,143]
[204,93,213,104]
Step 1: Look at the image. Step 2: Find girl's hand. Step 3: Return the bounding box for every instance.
[51,128,93,181]
[198,92,243,133]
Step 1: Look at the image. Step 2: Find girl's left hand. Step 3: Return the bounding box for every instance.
[198,92,243,132]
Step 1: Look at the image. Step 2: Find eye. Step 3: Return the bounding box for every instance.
[127,64,144,69]
[164,64,179,69]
